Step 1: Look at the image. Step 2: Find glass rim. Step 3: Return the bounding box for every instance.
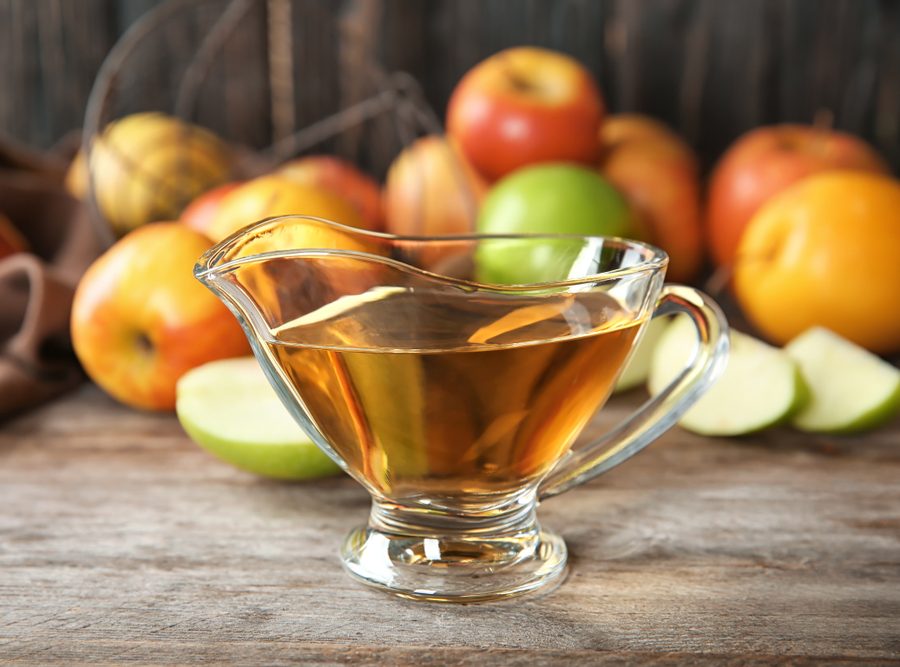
[195,214,670,291]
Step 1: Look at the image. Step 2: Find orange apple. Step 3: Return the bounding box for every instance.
[446,47,605,181]
[707,124,889,267]
[734,171,900,355]
[599,114,703,282]
[278,156,383,230]
[384,135,487,237]
[71,223,249,411]
[0,211,28,260]
[208,174,365,243]
[180,182,242,237]
[601,114,693,152]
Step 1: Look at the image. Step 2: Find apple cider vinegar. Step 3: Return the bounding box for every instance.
[265,288,642,500]
[196,214,730,602]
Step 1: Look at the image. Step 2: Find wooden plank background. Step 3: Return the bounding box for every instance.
[0,0,898,172]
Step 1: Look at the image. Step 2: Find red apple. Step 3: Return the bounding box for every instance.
[600,114,703,282]
[0,211,28,260]
[180,182,241,238]
[447,47,605,181]
[707,124,889,267]
[278,156,383,230]
[71,223,249,411]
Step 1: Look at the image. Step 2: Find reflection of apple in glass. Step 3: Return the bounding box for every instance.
[279,156,384,231]
[786,328,900,434]
[180,182,241,237]
[177,357,342,479]
[71,223,249,411]
[707,124,888,267]
[600,114,703,283]
[475,164,639,285]
[447,47,605,181]
[649,316,808,436]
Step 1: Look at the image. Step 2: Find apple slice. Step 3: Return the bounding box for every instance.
[785,327,900,434]
[176,357,342,480]
[614,317,670,393]
[648,316,807,436]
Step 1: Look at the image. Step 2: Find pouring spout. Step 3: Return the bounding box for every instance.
[195,214,395,278]
[194,214,399,338]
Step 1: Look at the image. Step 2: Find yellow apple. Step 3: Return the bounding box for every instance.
[179,182,242,238]
[65,148,89,200]
[89,112,234,236]
[207,174,365,243]
[278,156,383,230]
[71,222,249,411]
[735,171,900,355]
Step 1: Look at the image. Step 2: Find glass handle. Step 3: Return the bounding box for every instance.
[537,285,730,500]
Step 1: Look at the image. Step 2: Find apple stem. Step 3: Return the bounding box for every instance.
[507,72,534,94]
[497,55,535,95]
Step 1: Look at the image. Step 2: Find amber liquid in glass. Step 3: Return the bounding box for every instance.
[266,288,642,500]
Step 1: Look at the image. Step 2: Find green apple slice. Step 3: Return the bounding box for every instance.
[648,316,807,436]
[176,357,342,480]
[614,316,670,393]
[785,327,900,434]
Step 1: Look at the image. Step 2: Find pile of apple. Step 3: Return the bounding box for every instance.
[66,46,900,478]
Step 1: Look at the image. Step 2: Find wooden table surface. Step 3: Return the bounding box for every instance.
[2,385,898,665]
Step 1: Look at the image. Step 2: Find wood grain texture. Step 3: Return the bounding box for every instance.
[1,385,899,665]
[0,0,898,172]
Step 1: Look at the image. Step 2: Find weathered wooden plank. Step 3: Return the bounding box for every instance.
[1,385,898,664]
[1,0,898,173]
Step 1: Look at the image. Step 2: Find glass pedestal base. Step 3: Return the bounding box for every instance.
[339,497,568,603]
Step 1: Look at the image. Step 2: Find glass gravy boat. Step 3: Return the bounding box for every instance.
[196,215,729,602]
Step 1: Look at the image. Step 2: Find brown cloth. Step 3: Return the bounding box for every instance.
[0,135,102,422]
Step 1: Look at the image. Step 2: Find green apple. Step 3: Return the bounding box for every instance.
[785,327,900,434]
[475,164,639,284]
[176,357,342,480]
[648,316,808,436]
[614,317,670,393]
